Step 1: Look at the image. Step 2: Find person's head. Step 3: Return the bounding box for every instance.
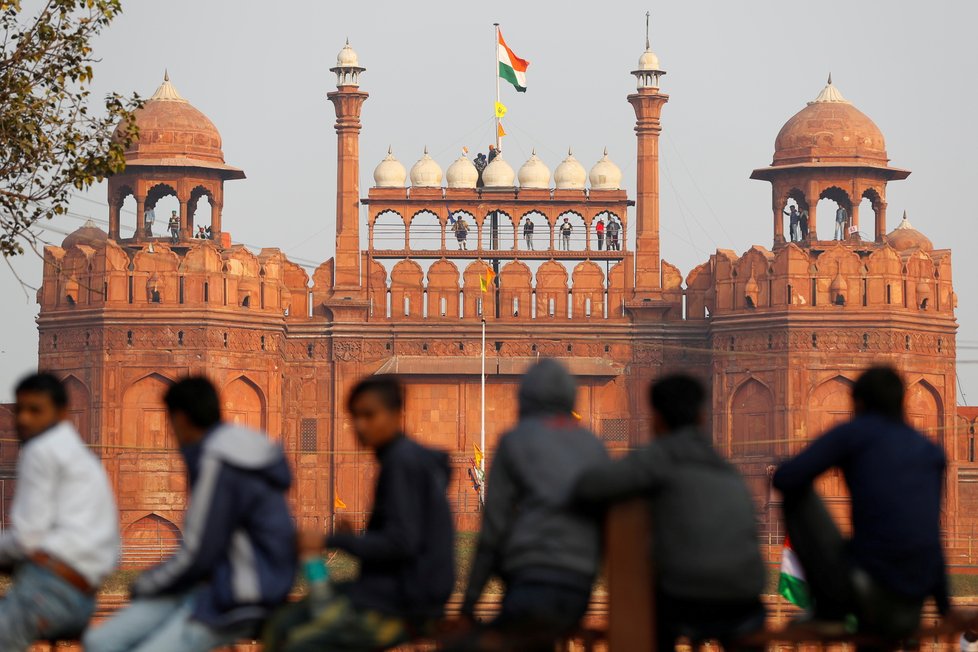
[852,366,904,422]
[648,374,707,436]
[518,359,576,418]
[489,145,496,151]
[171,210,177,216]
[347,375,404,449]
[14,373,68,442]
[163,376,222,446]
[563,217,569,222]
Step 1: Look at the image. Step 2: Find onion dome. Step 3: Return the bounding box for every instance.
[744,271,759,307]
[373,146,407,188]
[483,152,516,188]
[336,39,360,67]
[638,48,661,72]
[773,75,888,166]
[517,150,550,189]
[446,154,478,189]
[62,219,108,249]
[554,149,587,190]
[113,72,226,167]
[830,270,848,294]
[588,148,623,190]
[409,147,443,187]
[886,211,933,252]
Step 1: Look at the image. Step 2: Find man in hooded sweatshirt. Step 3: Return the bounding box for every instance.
[84,377,297,652]
[451,358,608,651]
[574,374,766,651]
[264,374,455,652]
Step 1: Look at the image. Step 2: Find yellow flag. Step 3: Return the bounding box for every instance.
[481,268,496,292]
[571,411,583,422]
[497,121,507,138]
[474,445,484,468]
[494,101,507,118]
[334,493,347,509]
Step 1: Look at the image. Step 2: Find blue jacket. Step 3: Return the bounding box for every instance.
[773,414,948,612]
[131,424,297,629]
[328,435,454,622]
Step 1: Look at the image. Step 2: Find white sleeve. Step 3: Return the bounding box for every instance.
[0,443,57,564]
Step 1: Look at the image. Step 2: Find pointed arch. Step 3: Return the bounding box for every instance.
[808,375,854,440]
[906,380,943,444]
[62,375,93,444]
[730,378,775,458]
[122,513,182,568]
[223,376,267,432]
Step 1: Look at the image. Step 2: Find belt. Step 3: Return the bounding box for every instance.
[29,551,95,595]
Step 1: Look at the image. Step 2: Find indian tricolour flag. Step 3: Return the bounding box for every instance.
[778,537,811,609]
[497,29,529,93]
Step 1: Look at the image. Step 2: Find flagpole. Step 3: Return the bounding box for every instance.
[493,22,501,150]
[480,316,486,504]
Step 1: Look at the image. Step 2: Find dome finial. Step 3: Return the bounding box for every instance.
[423,145,429,155]
[164,69,169,82]
[568,147,573,156]
[603,146,608,156]
[645,11,651,50]
[531,147,536,156]
[827,72,832,85]
[387,144,392,155]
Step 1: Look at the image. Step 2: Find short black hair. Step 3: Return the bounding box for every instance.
[347,375,404,413]
[15,373,68,409]
[649,374,707,430]
[852,366,904,421]
[164,376,221,429]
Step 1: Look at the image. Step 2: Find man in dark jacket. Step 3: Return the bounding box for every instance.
[85,377,296,652]
[449,359,608,651]
[265,374,454,652]
[574,374,766,651]
[773,367,950,640]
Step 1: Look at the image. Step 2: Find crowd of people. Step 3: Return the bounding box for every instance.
[0,361,964,651]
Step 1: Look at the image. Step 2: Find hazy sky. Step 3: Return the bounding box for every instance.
[2,1,977,401]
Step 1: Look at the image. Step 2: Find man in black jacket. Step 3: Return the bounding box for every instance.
[773,367,951,641]
[264,375,454,652]
[448,359,608,651]
[574,374,766,651]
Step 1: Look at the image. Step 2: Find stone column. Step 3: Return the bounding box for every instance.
[135,195,146,241]
[327,84,369,291]
[876,200,888,243]
[108,200,121,240]
[210,200,221,238]
[179,198,191,241]
[849,201,860,241]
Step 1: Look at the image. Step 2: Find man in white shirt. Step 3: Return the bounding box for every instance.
[144,206,156,237]
[0,373,119,651]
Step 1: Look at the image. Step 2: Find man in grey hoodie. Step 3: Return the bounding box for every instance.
[454,359,608,651]
[574,374,766,651]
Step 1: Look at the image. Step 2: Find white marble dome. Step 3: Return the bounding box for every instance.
[638,47,661,71]
[483,152,516,188]
[373,147,406,188]
[554,149,586,190]
[409,147,443,187]
[337,40,359,67]
[446,155,478,189]
[518,150,550,189]
[589,148,623,190]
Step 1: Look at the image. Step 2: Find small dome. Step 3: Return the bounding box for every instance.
[517,150,550,189]
[886,212,933,252]
[63,219,108,249]
[773,76,887,167]
[336,40,359,67]
[446,155,478,189]
[483,153,516,188]
[409,147,443,187]
[638,47,662,72]
[554,149,586,190]
[589,148,623,190]
[373,146,406,188]
[830,270,848,293]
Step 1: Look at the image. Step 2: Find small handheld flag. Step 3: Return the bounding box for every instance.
[334,494,347,510]
[778,537,811,609]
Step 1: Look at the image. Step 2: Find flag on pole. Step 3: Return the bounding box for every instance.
[497,29,529,92]
[778,537,811,609]
[474,444,484,469]
[480,268,496,293]
[497,122,507,138]
[494,101,508,118]
[334,493,347,510]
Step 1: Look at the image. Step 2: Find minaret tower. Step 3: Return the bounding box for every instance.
[327,40,368,295]
[627,14,668,299]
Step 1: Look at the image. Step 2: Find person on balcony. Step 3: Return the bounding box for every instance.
[168,211,180,243]
[450,359,608,652]
[595,217,606,251]
[573,374,767,651]
[560,218,573,251]
[0,373,119,652]
[799,208,810,240]
[144,206,156,237]
[784,205,800,242]
[607,218,620,251]
[523,217,535,250]
[84,377,296,652]
[264,375,455,651]
[773,367,950,642]
[454,217,469,250]
[834,205,849,240]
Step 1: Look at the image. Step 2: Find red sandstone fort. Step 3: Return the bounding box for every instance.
[0,36,973,565]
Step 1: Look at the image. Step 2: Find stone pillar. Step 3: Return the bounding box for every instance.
[327,84,369,291]
[849,201,860,241]
[773,196,785,247]
[210,200,221,237]
[135,195,146,241]
[876,200,887,243]
[806,181,819,241]
[627,87,669,298]
[179,198,191,241]
[108,200,121,240]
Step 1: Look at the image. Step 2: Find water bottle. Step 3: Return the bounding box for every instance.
[303,554,333,612]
